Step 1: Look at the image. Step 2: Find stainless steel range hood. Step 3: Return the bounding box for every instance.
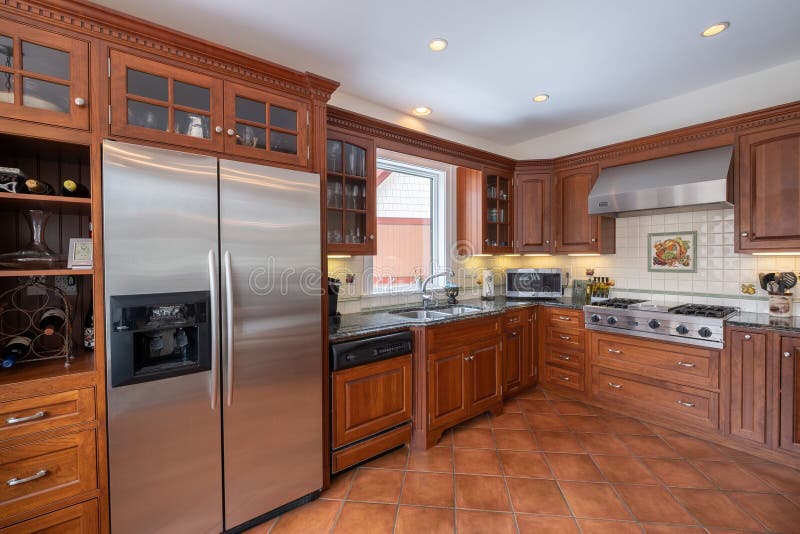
[588,145,733,217]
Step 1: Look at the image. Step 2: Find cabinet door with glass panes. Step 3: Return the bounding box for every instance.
[109,50,224,151]
[0,19,89,130]
[223,81,309,168]
[326,129,376,255]
[483,171,513,253]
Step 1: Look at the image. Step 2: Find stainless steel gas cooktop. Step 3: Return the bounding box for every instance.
[583,299,738,348]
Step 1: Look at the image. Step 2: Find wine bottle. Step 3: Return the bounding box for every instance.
[21,178,55,195]
[0,167,25,193]
[39,308,67,335]
[83,305,94,352]
[2,335,32,368]
[61,179,90,198]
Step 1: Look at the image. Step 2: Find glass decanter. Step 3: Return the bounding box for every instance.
[0,209,65,268]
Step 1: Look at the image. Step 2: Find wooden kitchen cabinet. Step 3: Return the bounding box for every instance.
[736,121,800,252]
[223,80,309,167]
[727,329,769,445]
[0,19,89,130]
[326,128,376,254]
[524,309,539,387]
[456,166,514,254]
[515,171,552,253]
[502,314,526,398]
[428,348,468,430]
[779,334,800,454]
[553,165,615,254]
[0,499,98,534]
[468,341,502,413]
[109,50,224,151]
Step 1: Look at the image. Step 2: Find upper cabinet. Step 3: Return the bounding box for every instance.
[326,128,376,255]
[553,165,615,254]
[736,121,800,252]
[110,50,224,151]
[515,171,552,253]
[110,51,310,167]
[456,166,514,255]
[0,20,89,130]
[223,81,309,167]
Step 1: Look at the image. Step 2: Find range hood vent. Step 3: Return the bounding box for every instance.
[588,145,733,217]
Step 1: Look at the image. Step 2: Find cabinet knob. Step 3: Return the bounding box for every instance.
[545,240,550,244]
[485,239,490,244]
[744,334,751,340]
[785,351,792,358]
[73,97,86,107]
[215,126,223,134]
[226,129,236,136]
[591,238,597,242]
[740,232,749,237]
[369,234,375,240]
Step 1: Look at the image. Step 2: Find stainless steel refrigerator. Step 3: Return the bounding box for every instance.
[103,140,322,533]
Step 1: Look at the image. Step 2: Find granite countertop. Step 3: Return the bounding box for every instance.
[328,296,581,342]
[726,312,800,333]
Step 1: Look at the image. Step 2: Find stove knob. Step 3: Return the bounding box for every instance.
[698,327,712,338]
[607,316,618,325]
[648,319,661,329]
[676,325,689,335]
[590,314,601,323]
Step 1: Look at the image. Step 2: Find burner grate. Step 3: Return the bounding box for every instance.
[669,304,738,318]
[592,298,647,309]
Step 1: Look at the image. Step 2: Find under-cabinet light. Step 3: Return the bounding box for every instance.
[568,253,601,257]
[327,255,352,259]
[524,254,552,257]
[751,252,800,256]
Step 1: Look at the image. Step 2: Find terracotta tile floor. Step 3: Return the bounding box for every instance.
[248,388,800,533]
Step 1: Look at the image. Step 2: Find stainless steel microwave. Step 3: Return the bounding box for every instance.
[506,268,562,298]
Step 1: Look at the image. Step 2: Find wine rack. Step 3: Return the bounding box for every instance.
[0,278,74,367]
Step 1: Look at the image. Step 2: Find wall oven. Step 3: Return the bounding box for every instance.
[506,268,562,298]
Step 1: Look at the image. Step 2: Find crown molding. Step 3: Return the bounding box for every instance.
[0,0,339,101]
[327,106,515,170]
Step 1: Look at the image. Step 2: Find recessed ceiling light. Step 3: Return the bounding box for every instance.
[412,106,432,116]
[532,94,549,103]
[701,22,730,37]
[428,38,448,52]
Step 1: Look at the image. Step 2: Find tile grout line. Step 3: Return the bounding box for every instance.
[390,448,410,534]
[490,405,522,534]
[327,469,356,533]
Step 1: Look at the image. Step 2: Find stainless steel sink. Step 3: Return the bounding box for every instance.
[390,310,452,320]
[434,305,483,315]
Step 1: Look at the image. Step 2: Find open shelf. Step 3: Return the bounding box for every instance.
[0,349,95,387]
[0,268,92,278]
[0,192,91,215]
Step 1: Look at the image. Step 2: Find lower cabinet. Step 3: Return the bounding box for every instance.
[728,329,769,445]
[467,341,502,414]
[428,349,468,429]
[0,499,98,534]
[780,335,800,454]
[501,311,526,398]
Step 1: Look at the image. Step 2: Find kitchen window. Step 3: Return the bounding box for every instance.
[366,151,454,294]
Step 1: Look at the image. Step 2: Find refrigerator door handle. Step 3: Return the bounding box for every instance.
[208,249,220,410]
[224,250,234,406]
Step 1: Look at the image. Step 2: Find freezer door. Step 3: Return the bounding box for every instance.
[219,159,322,528]
[103,140,223,534]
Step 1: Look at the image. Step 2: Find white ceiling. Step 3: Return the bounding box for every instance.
[94,0,800,147]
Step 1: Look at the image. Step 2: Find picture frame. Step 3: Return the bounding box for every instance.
[67,238,93,269]
[647,231,697,273]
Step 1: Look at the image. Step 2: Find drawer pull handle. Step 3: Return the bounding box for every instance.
[558,355,572,361]
[608,382,623,389]
[7,469,47,487]
[676,361,696,368]
[607,348,622,354]
[784,352,792,358]
[558,316,571,321]
[676,400,696,408]
[559,335,571,341]
[6,411,46,425]
[559,376,571,381]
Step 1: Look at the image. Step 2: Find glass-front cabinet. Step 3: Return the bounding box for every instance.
[484,171,513,253]
[109,50,224,150]
[223,81,309,167]
[0,20,89,130]
[326,129,376,255]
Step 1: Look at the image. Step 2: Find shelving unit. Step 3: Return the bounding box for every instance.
[0,192,91,215]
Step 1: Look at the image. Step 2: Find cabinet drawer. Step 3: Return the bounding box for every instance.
[592,367,718,429]
[0,389,95,443]
[331,423,411,474]
[546,327,585,350]
[0,429,97,519]
[592,334,718,389]
[545,309,583,329]
[332,355,412,449]
[0,499,98,533]
[427,316,500,353]
[543,346,585,372]
[502,309,527,329]
[543,365,584,391]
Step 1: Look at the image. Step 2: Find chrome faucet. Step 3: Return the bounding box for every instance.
[422,270,455,308]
